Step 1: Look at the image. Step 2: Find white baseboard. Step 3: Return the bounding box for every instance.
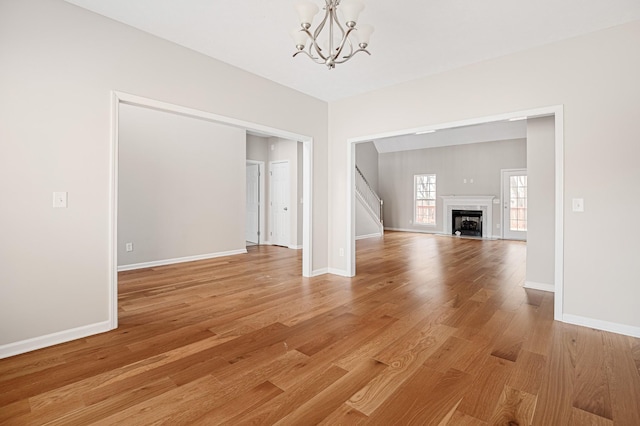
[562,314,640,339]
[328,267,351,277]
[0,320,113,359]
[118,249,248,272]
[384,227,502,240]
[524,281,555,293]
[356,232,383,240]
[384,227,443,235]
[311,268,328,276]
[288,245,303,250]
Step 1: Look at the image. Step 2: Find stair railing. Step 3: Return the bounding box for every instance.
[355,165,383,225]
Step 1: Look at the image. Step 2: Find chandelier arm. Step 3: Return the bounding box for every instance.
[333,27,355,61]
[333,48,371,64]
[293,49,327,65]
[301,27,328,61]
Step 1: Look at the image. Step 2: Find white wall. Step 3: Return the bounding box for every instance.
[0,0,328,351]
[329,20,640,332]
[526,117,555,289]
[378,139,526,235]
[118,104,246,266]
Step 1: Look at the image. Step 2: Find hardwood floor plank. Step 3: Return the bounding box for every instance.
[457,355,514,422]
[191,380,283,424]
[347,324,454,415]
[367,367,473,425]
[532,324,577,425]
[572,327,613,420]
[487,385,537,426]
[506,349,546,395]
[227,364,348,424]
[568,407,615,426]
[1,233,638,424]
[274,358,387,425]
[603,331,640,425]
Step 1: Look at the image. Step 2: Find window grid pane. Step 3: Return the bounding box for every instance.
[415,174,436,225]
[509,175,527,231]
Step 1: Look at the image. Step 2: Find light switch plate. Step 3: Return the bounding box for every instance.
[572,198,584,212]
[53,192,67,208]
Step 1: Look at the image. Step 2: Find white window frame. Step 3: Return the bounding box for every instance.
[414,173,437,226]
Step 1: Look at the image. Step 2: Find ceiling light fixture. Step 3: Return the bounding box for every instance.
[292,0,374,69]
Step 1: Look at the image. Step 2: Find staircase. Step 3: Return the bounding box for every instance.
[355,165,384,239]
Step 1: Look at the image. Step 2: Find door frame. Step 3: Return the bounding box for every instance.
[110,91,314,331]
[346,105,564,322]
[246,160,265,245]
[501,168,528,241]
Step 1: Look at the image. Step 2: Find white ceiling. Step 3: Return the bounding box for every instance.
[64,0,640,102]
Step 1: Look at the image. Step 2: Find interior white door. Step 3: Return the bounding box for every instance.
[502,169,528,241]
[245,163,260,244]
[270,161,290,247]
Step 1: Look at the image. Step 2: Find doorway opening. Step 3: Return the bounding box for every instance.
[347,106,564,322]
[109,91,314,330]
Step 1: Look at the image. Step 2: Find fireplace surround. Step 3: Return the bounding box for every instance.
[441,195,495,239]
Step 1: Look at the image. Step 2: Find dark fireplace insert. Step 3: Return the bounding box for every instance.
[452,209,483,237]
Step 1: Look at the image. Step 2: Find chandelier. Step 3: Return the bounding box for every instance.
[292,0,374,69]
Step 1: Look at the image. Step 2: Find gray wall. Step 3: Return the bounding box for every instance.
[246,134,269,163]
[355,142,379,192]
[118,104,246,266]
[0,0,328,349]
[526,117,555,288]
[379,139,527,236]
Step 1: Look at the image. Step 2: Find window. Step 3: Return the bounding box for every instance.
[509,175,527,231]
[415,174,436,225]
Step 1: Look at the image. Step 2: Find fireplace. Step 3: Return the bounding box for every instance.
[441,195,495,239]
[452,210,483,237]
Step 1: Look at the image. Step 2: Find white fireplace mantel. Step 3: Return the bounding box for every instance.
[441,195,495,238]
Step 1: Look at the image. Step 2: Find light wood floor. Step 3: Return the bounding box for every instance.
[1,232,639,425]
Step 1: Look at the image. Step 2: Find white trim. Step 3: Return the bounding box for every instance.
[288,245,303,250]
[347,105,564,321]
[384,227,444,235]
[356,232,383,240]
[108,93,119,331]
[246,160,266,245]
[554,109,564,322]
[562,314,640,339]
[328,267,351,277]
[311,267,328,276]
[441,195,495,239]
[118,249,247,272]
[524,281,555,293]
[0,321,112,360]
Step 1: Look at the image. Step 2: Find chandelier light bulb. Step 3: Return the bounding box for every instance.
[291,28,309,50]
[339,0,365,25]
[355,23,374,47]
[294,1,320,26]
